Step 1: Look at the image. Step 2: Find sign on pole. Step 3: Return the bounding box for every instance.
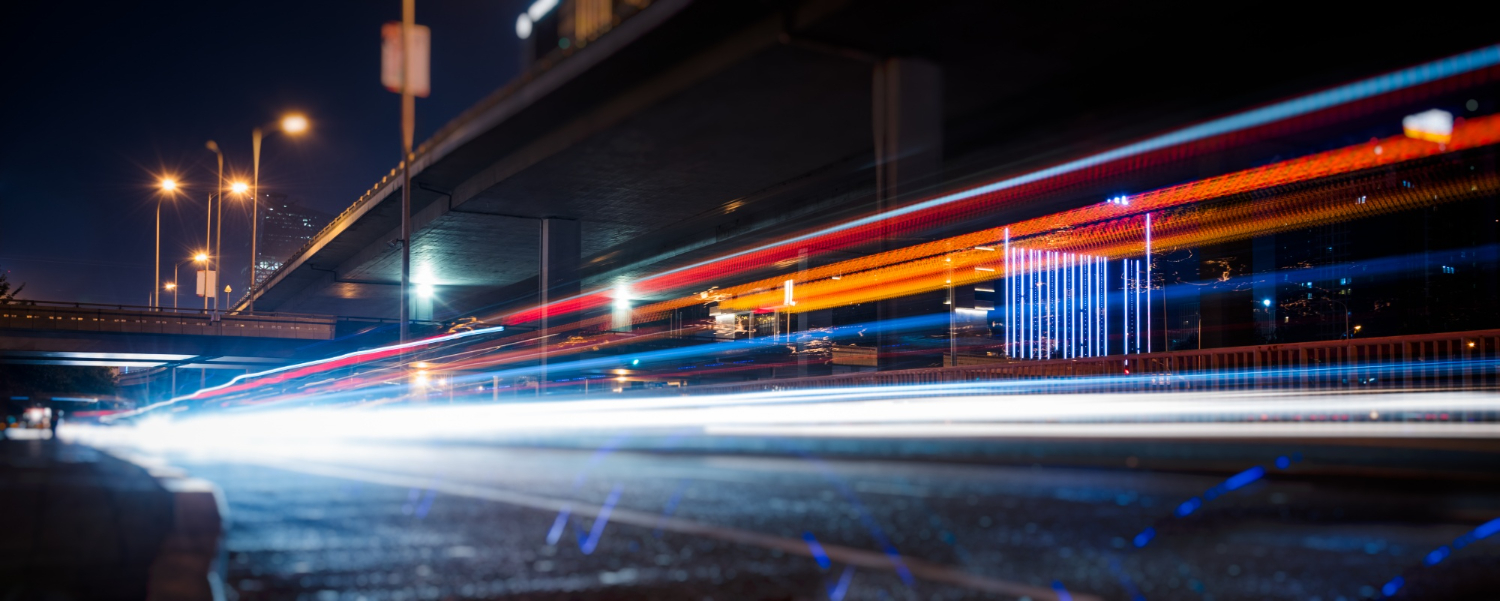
[381,22,431,97]
[195,270,217,297]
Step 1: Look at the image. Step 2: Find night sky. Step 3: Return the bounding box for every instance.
[1,0,528,306]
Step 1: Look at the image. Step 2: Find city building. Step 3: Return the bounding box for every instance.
[255,194,331,287]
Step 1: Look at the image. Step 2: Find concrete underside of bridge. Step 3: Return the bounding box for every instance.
[242,0,1500,322]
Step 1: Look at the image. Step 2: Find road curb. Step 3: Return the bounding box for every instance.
[112,453,228,601]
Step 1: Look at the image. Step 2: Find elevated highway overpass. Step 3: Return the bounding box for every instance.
[0,301,384,371]
[236,0,1500,326]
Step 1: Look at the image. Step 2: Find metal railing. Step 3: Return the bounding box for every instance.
[0,300,339,340]
[678,329,1500,395]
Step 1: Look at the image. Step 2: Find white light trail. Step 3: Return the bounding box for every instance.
[68,389,1500,456]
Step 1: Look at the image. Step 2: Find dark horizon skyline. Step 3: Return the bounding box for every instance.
[0,0,528,307]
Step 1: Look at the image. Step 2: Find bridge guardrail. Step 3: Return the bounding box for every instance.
[675,329,1500,396]
[0,302,338,340]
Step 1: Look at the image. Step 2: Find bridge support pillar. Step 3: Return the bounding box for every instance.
[872,57,943,369]
[539,218,580,392]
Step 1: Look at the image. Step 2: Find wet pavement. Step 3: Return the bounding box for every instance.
[155,440,1500,601]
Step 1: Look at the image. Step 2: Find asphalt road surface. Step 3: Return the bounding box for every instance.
[126,436,1500,601]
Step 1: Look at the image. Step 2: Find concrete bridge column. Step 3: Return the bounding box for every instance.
[539,218,580,392]
[873,57,942,369]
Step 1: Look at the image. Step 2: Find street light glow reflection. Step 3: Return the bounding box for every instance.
[281,114,309,134]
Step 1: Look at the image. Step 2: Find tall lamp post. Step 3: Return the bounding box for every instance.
[249,113,309,312]
[219,181,249,313]
[205,141,224,313]
[154,178,180,310]
[1321,296,1351,339]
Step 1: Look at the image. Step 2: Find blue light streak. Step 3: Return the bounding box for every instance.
[827,565,855,601]
[578,484,623,555]
[796,453,916,587]
[1133,527,1155,548]
[1222,466,1266,492]
[1051,580,1075,601]
[1175,497,1203,517]
[653,480,688,538]
[546,505,571,545]
[803,531,832,570]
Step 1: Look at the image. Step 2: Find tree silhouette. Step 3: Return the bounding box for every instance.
[0,268,23,304]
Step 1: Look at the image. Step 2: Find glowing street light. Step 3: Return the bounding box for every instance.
[281,114,309,134]
[170,253,208,310]
[249,113,311,311]
[152,177,183,310]
[231,181,249,194]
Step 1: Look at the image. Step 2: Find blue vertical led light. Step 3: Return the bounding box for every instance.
[1145,213,1152,354]
[1004,228,1011,358]
[1121,258,1128,355]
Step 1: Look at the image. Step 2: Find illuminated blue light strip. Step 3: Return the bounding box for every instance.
[1006,248,1107,361]
[1004,228,1011,358]
[1145,214,1153,354]
[1121,259,1128,355]
[1135,259,1142,355]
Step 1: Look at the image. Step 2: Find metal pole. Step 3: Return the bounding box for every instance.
[174,262,180,309]
[154,198,162,310]
[948,257,956,366]
[215,174,224,315]
[251,127,263,313]
[398,0,415,345]
[206,141,223,314]
[203,192,212,312]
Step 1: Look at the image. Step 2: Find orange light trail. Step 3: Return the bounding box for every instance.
[710,115,1500,314]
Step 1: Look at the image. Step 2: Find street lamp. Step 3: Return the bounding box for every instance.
[205,141,224,312]
[154,178,181,310]
[172,254,208,310]
[249,113,310,312]
[218,182,250,313]
[1320,296,1351,339]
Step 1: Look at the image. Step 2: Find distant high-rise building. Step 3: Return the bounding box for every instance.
[255,194,331,286]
